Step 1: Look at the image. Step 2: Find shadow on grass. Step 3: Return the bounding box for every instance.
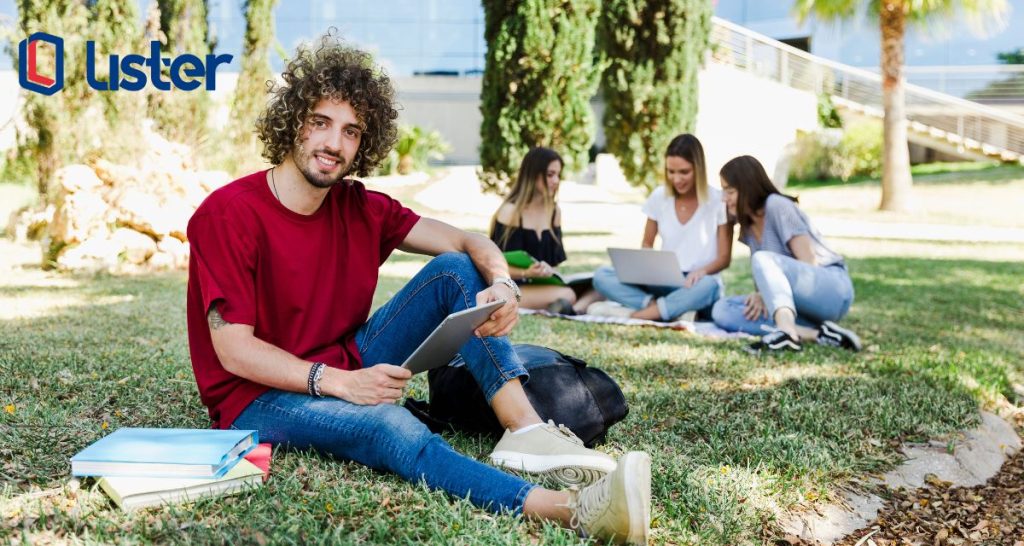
[1,253,1020,543]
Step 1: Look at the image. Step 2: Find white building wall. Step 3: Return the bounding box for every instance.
[1,65,817,184]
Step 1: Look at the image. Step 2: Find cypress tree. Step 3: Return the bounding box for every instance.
[230,0,277,169]
[479,0,601,194]
[596,0,712,190]
[90,0,147,163]
[13,0,96,199]
[149,0,214,147]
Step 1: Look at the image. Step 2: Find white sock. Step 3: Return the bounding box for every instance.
[511,423,545,435]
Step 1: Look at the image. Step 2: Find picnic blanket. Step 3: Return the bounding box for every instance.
[517,309,751,339]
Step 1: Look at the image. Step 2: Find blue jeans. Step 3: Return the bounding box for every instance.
[232,253,536,514]
[711,251,854,335]
[592,265,722,321]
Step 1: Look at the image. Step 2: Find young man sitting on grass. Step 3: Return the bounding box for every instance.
[184,32,651,544]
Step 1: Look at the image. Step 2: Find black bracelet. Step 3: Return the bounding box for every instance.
[307,362,325,397]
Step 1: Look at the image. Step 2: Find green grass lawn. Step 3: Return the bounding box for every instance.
[2,229,1021,544]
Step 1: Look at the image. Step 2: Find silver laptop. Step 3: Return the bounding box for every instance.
[401,299,506,374]
[607,247,685,287]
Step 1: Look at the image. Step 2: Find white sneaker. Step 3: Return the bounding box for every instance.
[489,421,617,487]
[566,451,652,545]
[671,310,697,322]
[586,301,635,318]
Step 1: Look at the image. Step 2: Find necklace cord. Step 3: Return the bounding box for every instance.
[270,167,282,203]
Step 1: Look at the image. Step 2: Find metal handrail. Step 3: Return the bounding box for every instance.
[710,16,1024,158]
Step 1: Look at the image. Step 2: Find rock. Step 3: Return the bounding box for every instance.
[110,188,191,240]
[110,228,156,265]
[954,412,1022,483]
[193,170,231,194]
[8,206,54,242]
[782,412,1021,545]
[779,491,885,545]
[140,119,195,171]
[53,164,104,194]
[55,236,120,272]
[880,412,1022,490]
[156,237,190,269]
[147,251,175,269]
[50,190,109,245]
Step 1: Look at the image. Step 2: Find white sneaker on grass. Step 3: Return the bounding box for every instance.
[489,420,617,487]
[586,301,635,318]
[566,451,652,545]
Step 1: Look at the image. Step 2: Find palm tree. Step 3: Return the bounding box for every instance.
[794,0,1008,212]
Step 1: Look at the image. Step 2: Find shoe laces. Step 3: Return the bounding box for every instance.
[543,419,584,446]
[562,476,611,533]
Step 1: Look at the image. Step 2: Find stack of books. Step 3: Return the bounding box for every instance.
[71,428,270,511]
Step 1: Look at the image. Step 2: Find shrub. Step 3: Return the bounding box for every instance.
[479,0,601,194]
[788,129,842,182]
[817,92,843,129]
[377,125,451,175]
[788,120,883,183]
[835,120,883,180]
[596,0,712,190]
[230,0,277,173]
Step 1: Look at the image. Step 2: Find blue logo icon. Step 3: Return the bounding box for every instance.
[19,32,64,95]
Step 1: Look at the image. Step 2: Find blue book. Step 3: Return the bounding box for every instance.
[71,428,258,478]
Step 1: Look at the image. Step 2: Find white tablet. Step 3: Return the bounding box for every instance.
[401,299,507,375]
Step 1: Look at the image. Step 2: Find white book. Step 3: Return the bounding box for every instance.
[97,459,264,511]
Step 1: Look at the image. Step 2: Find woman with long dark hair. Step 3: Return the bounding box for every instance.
[712,155,861,353]
[589,134,732,321]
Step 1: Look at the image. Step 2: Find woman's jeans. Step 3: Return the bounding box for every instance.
[712,251,854,335]
[592,265,722,321]
[232,253,536,514]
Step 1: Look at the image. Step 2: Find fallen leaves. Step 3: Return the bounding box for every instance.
[833,448,1024,545]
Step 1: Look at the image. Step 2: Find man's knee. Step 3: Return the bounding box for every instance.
[364,404,434,454]
[370,403,431,438]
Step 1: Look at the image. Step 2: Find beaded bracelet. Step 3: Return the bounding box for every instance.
[311,363,326,397]
[307,362,325,397]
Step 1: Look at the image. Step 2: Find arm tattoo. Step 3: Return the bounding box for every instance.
[207,305,233,330]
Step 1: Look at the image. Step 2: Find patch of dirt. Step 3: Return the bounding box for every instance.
[833,448,1024,545]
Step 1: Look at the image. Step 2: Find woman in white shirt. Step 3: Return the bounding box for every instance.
[590,134,733,321]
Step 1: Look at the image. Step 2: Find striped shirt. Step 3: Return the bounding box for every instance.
[740,194,844,267]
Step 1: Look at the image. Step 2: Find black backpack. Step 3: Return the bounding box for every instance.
[404,344,628,447]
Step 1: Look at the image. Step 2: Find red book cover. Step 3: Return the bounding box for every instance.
[242,443,272,482]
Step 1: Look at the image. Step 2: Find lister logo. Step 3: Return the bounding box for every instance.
[19,32,64,95]
[18,33,233,95]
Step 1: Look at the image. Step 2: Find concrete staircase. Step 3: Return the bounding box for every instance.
[710,17,1024,165]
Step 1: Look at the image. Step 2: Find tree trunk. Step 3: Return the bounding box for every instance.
[879,1,913,212]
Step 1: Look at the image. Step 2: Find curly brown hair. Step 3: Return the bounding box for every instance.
[256,30,398,177]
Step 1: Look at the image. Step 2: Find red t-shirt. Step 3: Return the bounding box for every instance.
[186,170,420,428]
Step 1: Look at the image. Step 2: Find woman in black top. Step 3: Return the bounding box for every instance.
[489,147,598,314]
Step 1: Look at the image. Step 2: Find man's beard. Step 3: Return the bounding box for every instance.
[293,142,350,189]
